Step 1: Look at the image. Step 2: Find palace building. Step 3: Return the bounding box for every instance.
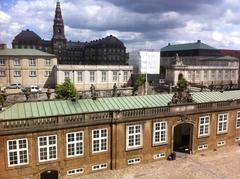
[0,90,240,179]
[12,2,128,65]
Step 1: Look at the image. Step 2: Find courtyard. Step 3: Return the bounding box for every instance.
[80,144,240,179]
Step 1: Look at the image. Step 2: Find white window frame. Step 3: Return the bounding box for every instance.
[38,135,57,162]
[217,140,226,147]
[29,71,36,77]
[0,58,5,65]
[123,71,128,81]
[198,115,210,137]
[101,71,107,82]
[7,138,28,167]
[45,71,51,77]
[112,71,118,81]
[45,58,51,66]
[0,70,5,76]
[14,58,20,66]
[127,157,141,165]
[217,113,228,134]
[64,71,70,79]
[90,71,95,82]
[92,128,108,153]
[29,58,36,66]
[14,71,21,77]
[198,144,208,150]
[126,124,143,150]
[66,131,84,158]
[236,111,240,129]
[77,71,83,82]
[153,121,167,145]
[153,152,166,159]
[67,167,84,176]
[92,163,107,171]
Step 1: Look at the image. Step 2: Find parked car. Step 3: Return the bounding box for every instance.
[6,83,22,89]
[30,85,42,93]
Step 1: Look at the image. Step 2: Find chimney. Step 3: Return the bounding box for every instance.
[0,44,7,49]
[197,40,201,43]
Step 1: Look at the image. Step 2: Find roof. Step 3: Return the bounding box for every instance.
[86,35,125,48]
[1,90,240,120]
[161,40,216,52]
[200,55,239,61]
[12,29,42,42]
[220,49,240,58]
[0,49,55,57]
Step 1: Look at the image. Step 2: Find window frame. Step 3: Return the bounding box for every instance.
[29,71,37,77]
[90,71,95,82]
[77,71,83,82]
[112,71,118,81]
[123,71,128,81]
[38,135,57,162]
[29,58,36,66]
[0,58,5,65]
[0,70,5,77]
[198,115,210,137]
[153,121,168,145]
[66,131,84,158]
[92,128,108,153]
[7,138,29,167]
[126,124,143,150]
[14,70,21,77]
[45,58,51,66]
[14,58,20,66]
[101,71,107,82]
[217,113,228,134]
[236,111,240,129]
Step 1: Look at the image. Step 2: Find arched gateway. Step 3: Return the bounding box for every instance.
[173,123,193,153]
[40,170,58,179]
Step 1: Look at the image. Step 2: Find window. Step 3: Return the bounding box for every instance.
[14,58,20,66]
[92,128,108,153]
[195,71,200,80]
[7,138,28,167]
[102,71,107,82]
[217,140,226,147]
[231,70,236,80]
[198,115,210,137]
[92,163,107,171]
[0,71,5,76]
[14,71,21,77]
[236,111,240,128]
[90,71,95,82]
[66,131,84,158]
[217,113,228,134]
[204,71,208,80]
[29,71,36,77]
[218,70,223,80]
[153,152,165,159]
[29,58,36,66]
[126,124,142,150]
[211,70,215,79]
[153,121,167,145]
[77,71,83,82]
[123,71,128,81]
[64,71,70,79]
[45,58,51,66]
[38,135,57,162]
[198,144,208,150]
[235,136,240,142]
[45,71,51,77]
[0,58,5,65]
[67,168,84,176]
[127,157,141,165]
[112,71,118,81]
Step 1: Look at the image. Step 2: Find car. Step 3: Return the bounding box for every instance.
[30,85,42,93]
[7,83,22,89]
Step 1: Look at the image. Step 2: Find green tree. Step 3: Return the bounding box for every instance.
[133,74,146,92]
[55,78,78,100]
[177,76,188,91]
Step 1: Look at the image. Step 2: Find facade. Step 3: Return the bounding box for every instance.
[161,40,221,66]
[55,65,133,90]
[12,2,128,65]
[0,48,57,88]
[129,50,161,74]
[0,90,240,179]
[166,55,239,85]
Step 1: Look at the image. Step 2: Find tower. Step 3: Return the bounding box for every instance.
[52,1,66,60]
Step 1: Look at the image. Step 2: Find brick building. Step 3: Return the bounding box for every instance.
[0,90,240,179]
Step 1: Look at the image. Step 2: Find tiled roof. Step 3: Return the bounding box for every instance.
[161,41,216,52]
[1,90,240,120]
[0,49,55,57]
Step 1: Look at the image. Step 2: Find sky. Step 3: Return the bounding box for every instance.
[0,0,240,51]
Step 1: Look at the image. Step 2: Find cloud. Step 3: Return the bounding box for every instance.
[0,0,240,50]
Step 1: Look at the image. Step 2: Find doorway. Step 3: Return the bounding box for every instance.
[40,170,58,179]
[173,123,193,153]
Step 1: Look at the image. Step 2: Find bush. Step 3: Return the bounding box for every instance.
[55,78,78,100]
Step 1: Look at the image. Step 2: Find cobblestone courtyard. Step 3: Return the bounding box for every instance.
[79,145,240,179]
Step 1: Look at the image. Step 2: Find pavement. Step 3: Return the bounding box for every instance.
[78,144,240,179]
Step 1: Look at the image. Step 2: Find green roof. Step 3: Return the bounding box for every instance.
[1,90,240,120]
[161,41,216,52]
[0,49,55,57]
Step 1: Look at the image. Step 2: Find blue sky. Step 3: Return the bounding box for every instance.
[0,0,240,50]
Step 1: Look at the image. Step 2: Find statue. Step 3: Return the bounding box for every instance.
[175,53,184,66]
[90,84,96,99]
[46,88,51,100]
[112,83,118,97]
[169,89,194,105]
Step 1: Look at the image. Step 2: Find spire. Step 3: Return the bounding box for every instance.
[52,1,66,41]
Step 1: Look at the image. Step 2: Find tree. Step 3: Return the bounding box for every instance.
[55,78,78,100]
[133,75,146,94]
[177,76,188,91]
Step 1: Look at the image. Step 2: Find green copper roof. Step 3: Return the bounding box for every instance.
[0,49,55,57]
[1,90,240,120]
[161,41,216,52]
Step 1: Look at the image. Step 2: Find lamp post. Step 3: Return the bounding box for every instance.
[145,52,148,95]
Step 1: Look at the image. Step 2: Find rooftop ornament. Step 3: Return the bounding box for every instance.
[90,84,97,100]
[112,83,118,97]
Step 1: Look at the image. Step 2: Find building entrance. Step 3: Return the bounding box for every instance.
[173,123,193,153]
[40,170,58,179]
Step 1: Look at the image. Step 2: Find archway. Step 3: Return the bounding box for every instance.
[173,123,193,153]
[40,170,58,179]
